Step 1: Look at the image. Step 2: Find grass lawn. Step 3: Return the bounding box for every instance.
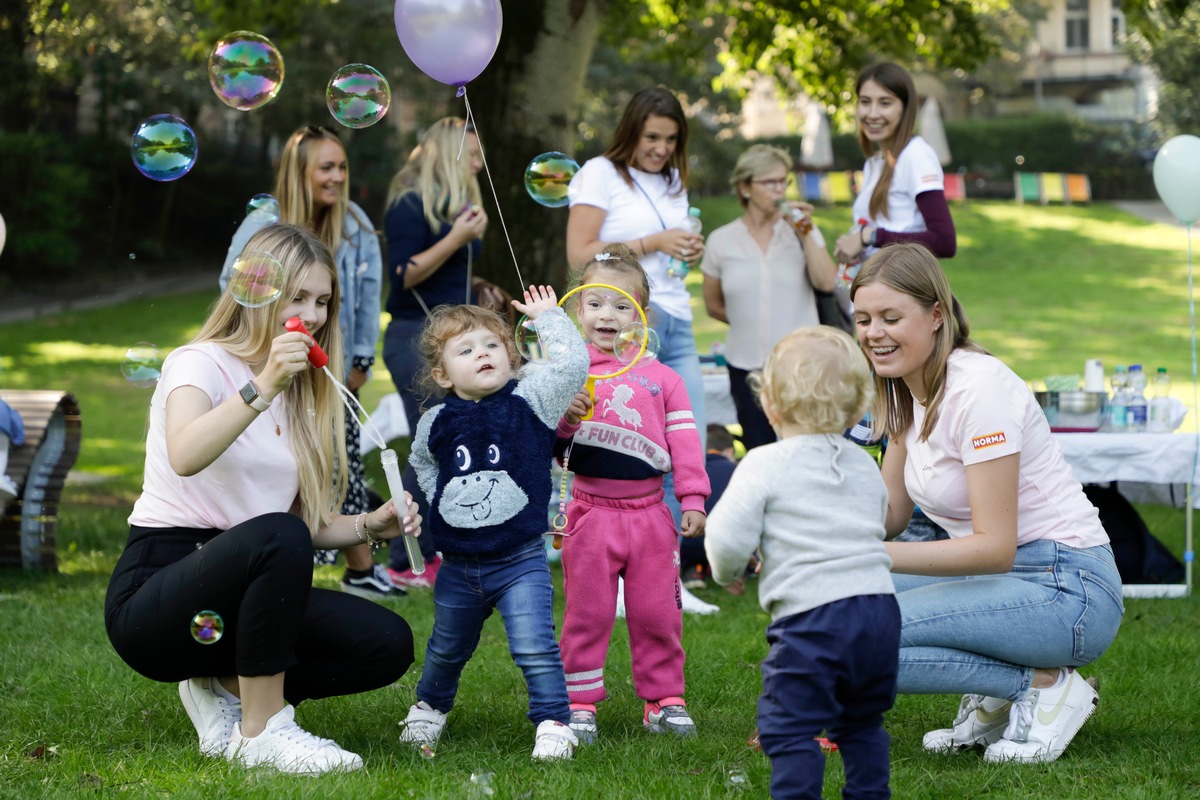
[1,201,1198,798]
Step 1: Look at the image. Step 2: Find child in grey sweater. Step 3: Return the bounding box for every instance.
[705,325,898,800]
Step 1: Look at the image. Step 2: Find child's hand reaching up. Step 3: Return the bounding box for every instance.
[511,284,559,319]
[564,389,593,425]
[680,510,706,538]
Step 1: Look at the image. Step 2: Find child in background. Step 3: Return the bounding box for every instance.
[680,423,738,590]
[706,326,899,800]
[397,287,588,760]
[555,245,710,744]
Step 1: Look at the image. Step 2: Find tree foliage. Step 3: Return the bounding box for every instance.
[1124,0,1200,136]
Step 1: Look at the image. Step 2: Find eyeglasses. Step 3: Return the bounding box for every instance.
[751,177,792,189]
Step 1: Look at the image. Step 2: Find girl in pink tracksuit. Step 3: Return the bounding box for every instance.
[554,244,710,744]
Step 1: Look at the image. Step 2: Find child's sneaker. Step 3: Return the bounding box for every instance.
[681,563,709,590]
[398,700,449,748]
[984,669,1098,764]
[388,554,442,590]
[342,563,405,600]
[179,677,241,757]
[644,698,697,737]
[569,707,598,744]
[226,704,362,775]
[531,720,577,760]
[923,694,1012,752]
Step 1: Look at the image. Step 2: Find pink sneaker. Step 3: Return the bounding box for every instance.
[388,555,441,589]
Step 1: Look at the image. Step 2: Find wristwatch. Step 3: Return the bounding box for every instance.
[239,380,271,412]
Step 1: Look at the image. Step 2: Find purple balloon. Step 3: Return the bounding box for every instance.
[394,0,502,87]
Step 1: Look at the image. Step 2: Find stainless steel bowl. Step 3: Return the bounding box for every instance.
[1035,390,1108,431]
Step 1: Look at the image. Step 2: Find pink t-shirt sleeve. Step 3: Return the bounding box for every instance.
[949,370,1025,465]
[160,347,229,406]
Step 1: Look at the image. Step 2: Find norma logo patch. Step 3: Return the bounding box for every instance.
[972,432,1007,450]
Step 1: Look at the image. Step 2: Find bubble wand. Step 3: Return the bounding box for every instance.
[285,317,425,575]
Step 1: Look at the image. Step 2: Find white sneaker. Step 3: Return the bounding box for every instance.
[398,700,449,748]
[984,669,1099,764]
[226,704,363,775]
[615,577,720,619]
[569,708,598,744]
[531,720,577,760]
[179,678,241,757]
[923,694,1012,752]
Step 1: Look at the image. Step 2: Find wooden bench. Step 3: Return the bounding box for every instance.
[0,391,82,571]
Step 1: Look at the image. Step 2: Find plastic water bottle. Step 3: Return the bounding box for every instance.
[667,206,702,279]
[1108,365,1128,432]
[1125,364,1148,432]
[1148,367,1172,433]
[846,414,883,466]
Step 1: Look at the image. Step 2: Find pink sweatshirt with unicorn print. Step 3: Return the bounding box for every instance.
[555,344,710,513]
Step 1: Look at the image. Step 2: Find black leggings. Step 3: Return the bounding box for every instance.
[105,512,414,705]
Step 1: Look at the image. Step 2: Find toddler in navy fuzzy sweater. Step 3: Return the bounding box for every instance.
[397,286,588,761]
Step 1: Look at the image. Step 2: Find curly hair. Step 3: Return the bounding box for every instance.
[755,326,873,434]
[416,304,521,402]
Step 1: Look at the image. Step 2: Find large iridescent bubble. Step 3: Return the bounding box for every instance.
[524,152,579,208]
[326,64,391,129]
[130,115,198,182]
[208,31,285,111]
[122,343,164,387]
[615,321,659,365]
[227,250,285,308]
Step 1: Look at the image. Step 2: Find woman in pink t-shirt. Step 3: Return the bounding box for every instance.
[850,243,1123,766]
[105,224,422,775]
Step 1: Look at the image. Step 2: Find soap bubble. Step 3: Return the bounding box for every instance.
[190,610,225,645]
[130,114,198,182]
[418,744,435,759]
[615,321,659,365]
[122,343,164,388]
[468,772,495,798]
[246,193,280,223]
[1015,154,1025,166]
[227,250,285,308]
[208,31,285,111]
[0,211,6,258]
[725,767,749,792]
[326,64,391,129]
[515,317,548,363]
[524,152,579,208]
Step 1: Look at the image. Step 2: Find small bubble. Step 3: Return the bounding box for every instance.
[615,322,659,365]
[227,250,285,308]
[122,343,164,388]
[190,610,225,645]
[468,772,495,798]
[326,64,391,129]
[129,253,136,260]
[130,114,198,182]
[246,193,280,223]
[524,152,579,208]
[209,31,284,111]
[1015,155,1025,166]
[419,744,435,759]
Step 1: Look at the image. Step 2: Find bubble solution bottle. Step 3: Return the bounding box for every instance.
[1125,364,1148,433]
[667,206,703,279]
[1148,367,1173,433]
[1107,365,1128,432]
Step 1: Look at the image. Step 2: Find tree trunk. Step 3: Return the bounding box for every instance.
[466,0,609,294]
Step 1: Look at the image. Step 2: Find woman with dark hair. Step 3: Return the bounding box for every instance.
[850,242,1122,765]
[834,62,957,268]
[566,87,708,469]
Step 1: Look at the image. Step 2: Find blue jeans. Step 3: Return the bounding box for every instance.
[649,304,705,526]
[893,540,1124,700]
[416,539,570,725]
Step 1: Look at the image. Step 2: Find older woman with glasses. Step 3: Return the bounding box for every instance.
[218,125,394,600]
[700,144,836,450]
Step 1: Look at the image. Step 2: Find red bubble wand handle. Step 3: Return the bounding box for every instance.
[284,317,329,368]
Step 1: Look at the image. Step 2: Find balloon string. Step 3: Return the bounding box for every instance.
[1189,225,1198,516]
[461,87,525,290]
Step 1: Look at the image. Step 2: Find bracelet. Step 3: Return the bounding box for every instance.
[354,512,380,547]
[860,226,870,247]
[351,355,375,372]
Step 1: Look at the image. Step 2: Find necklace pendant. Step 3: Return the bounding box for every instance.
[275,424,281,436]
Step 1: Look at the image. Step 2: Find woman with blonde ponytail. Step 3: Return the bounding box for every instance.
[108,224,420,775]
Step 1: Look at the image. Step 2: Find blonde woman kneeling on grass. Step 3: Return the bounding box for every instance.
[850,242,1123,764]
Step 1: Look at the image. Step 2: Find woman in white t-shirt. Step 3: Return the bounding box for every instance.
[700,144,836,450]
[850,243,1123,765]
[566,87,708,455]
[834,62,957,268]
[105,224,422,775]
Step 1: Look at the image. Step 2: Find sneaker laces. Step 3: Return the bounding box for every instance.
[953,693,985,725]
[1002,691,1036,743]
[269,717,337,752]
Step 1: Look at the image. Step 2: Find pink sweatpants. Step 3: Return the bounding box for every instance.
[559,487,685,705]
